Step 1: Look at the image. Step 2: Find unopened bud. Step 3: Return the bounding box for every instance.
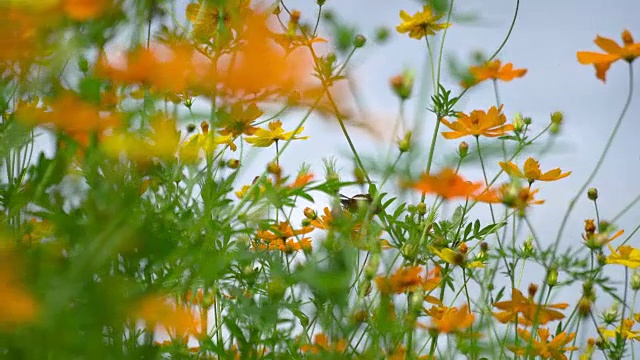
[301,218,312,227]
[267,161,281,176]
[353,34,366,48]
[375,27,390,43]
[578,296,592,317]
[603,302,619,325]
[523,237,534,256]
[550,111,564,124]
[316,0,326,5]
[417,202,427,215]
[390,69,414,100]
[631,270,640,291]
[546,266,558,287]
[513,112,524,132]
[587,188,598,201]
[227,159,240,169]
[523,117,532,125]
[398,131,412,152]
[303,207,316,220]
[186,123,196,133]
[458,141,469,157]
[527,283,538,298]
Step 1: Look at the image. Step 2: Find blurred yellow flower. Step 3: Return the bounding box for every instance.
[102,115,181,162]
[600,318,640,341]
[244,120,308,147]
[396,6,450,40]
[499,157,571,184]
[577,29,640,82]
[606,244,640,269]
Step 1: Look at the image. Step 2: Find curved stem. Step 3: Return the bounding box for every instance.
[551,63,634,258]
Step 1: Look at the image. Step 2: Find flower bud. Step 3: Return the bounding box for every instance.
[513,112,524,132]
[78,56,89,73]
[631,270,640,291]
[546,266,558,287]
[587,188,598,201]
[602,302,619,325]
[523,117,532,125]
[417,202,427,215]
[227,159,240,169]
[398,131,412,152]
[549,122,561,134]
[354,166,366,185]
[550,111,564,124]
[303,207,317,220]
[522,237,534,257]
[237,213,248,223]
[458,141,468,157]
[365,254,380,279]
[186,123,196,133]
[527,283,538,298]
[390,69,414,100]
[375,27,389,43]
[578,296,592,317]
[316,0,326,5]
[301,218,312,227]
[353,34,366,48]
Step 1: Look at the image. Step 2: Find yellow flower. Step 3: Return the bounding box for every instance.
[606,244,640,269]
[396,6,450,40]
[102,115,181,162]
[244,120,308,147]
[180,122,236,163]
[429,246,484,269]
[600,318,640,341]
[577,29,640,82]
[499,157,571,184]
[440,105,514,139]
[509,327,578,359]
[463,59,527,88]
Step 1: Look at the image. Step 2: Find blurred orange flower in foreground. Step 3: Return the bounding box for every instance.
[0,249,39,329]
[463,59,527,88]
[134,295,199,337]
[407,168,494,202]
[577,29,640,82]
[428,304,475,334]
[16,94,121,146]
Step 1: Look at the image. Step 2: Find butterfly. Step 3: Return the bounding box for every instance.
[339,193,380,214]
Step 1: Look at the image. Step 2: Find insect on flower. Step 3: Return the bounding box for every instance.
[339,193,381,214]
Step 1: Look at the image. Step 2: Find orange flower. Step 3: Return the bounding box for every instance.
[309,207,334,230]
[407,168,484,200]
[15,93,120,146]
[577,29,640,82]
[0,250,39,329]
[463,59,527,87]
[288,170,314,189]
[509,327,578,359]
[499,157,571,184]
[62,0,110,21]
[375,266,429,295]
[97,42,205,94]
[440,105,514,139]
[300,333,347,354]
[429,304,475,334]
[134,295,199,337]
[0,7,53,63]
[493,288,568,326]
[477,183,546,213]
[255,222,314,253]
[215,11,314,98]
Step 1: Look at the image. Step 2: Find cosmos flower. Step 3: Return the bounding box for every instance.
[577,29,640,82]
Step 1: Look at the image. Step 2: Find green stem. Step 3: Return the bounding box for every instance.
[551,63,634,261]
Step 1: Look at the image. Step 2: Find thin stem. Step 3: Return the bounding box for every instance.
[551,63,634,260]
